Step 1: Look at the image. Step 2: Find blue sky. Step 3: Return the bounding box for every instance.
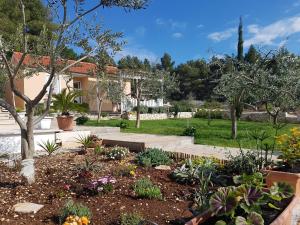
[75,0,300,64]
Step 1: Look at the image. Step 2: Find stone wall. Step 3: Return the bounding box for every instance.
[125,110,300,123]
[127,112,194,120]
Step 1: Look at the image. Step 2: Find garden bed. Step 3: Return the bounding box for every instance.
[0,152,195,225]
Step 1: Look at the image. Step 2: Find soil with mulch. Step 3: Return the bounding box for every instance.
[0,151,195,225]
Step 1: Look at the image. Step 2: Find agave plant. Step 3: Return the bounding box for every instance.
[76,134,92,151]
[52,88,88,116]
[38,140,60,156]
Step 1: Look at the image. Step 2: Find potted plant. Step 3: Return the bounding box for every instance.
[52,89,88,131]
[186,172,296,225]
[265,127,300,197]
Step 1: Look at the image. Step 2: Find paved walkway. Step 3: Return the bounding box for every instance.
[80,126,242,160]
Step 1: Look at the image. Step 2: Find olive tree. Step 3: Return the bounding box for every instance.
[0,0,148,184]
[119,66,177,128]
[214,58,251,139]
[244,50,300,124]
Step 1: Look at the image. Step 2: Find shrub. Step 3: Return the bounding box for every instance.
[276,127,300,171]
[224,149,261,175]
[148,106,168,114]
[132,106,148,114]
[121,212,144,225]
[16,107,23,113]
[115,163,137,177]
[101,112,109,117]
[171,158,218,184]
[194,109,223,119]
[107,146,129,160]
[85,176,116,195]
[137,148,172,167]
[133,178,162,199]
[75,116,89,125]
[59,200,92,225]
[183,126,196,136]
[202,100,223,109]
[170,101,194,113]
[94,146,106,155]
[38,140,60,156]
[34,103,45,116]
[75,135,92,151]
[119,120,129,129]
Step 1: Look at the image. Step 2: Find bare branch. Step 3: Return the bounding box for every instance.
[19,0,28,54]
[0,98,26,129]
[67,3,102,29]
[0,52,31,104]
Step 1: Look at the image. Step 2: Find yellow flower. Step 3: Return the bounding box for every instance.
[291,127,300,137]
[81,216,90,225]
[130,170,135,176]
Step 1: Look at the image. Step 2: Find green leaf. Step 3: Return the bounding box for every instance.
[235,216,247,225]
[268,203,281,210]
[215,220,227,225]
[247,212,264,225]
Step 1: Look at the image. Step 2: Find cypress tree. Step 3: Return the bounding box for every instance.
[237,16,244,61]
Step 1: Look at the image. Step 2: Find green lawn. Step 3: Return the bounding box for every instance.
[84,118,295,148]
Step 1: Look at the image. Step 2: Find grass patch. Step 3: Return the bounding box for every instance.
[84,118,295,148]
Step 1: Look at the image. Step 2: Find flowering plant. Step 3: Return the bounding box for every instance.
[107,146,129,160]
[85,176,117,195]
[115,163,137,177]
[63,215,90,225]
[276,127,300,170]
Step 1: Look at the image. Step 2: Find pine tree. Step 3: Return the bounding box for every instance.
[245,45,260,64]
[237,16,244,61]
[160,53,175,72]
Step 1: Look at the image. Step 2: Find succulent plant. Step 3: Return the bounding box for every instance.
[209,187,238,216]
[235,212,264,225]
[269,182,294,200]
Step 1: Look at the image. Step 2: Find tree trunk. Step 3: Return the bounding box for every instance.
[20,107,35,184]
[136,87,141,128]
[230,105,237,139]
[97,99,103,123]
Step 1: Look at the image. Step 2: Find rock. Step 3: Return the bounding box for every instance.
[13,202,44,214]
[155,165,171,170]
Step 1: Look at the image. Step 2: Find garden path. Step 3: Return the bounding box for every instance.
[78,126,243,160]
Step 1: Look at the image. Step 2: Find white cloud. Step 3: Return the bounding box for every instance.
[247,24,259,34]
[207,28,236,42]
[172,32,183,39]
[155,18,187,30]
[115,46,158,63]
[196,24,204,29]
[293,0,300,7]
[135,26,146,36]
[155,18,165,25]
[244,16,300,47]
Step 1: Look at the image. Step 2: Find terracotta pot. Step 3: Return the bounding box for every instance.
[265,170,300,197]
[185,197,300,225]
[270,196,300,225]
[184,210,212,225]
[56,115,74,131]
